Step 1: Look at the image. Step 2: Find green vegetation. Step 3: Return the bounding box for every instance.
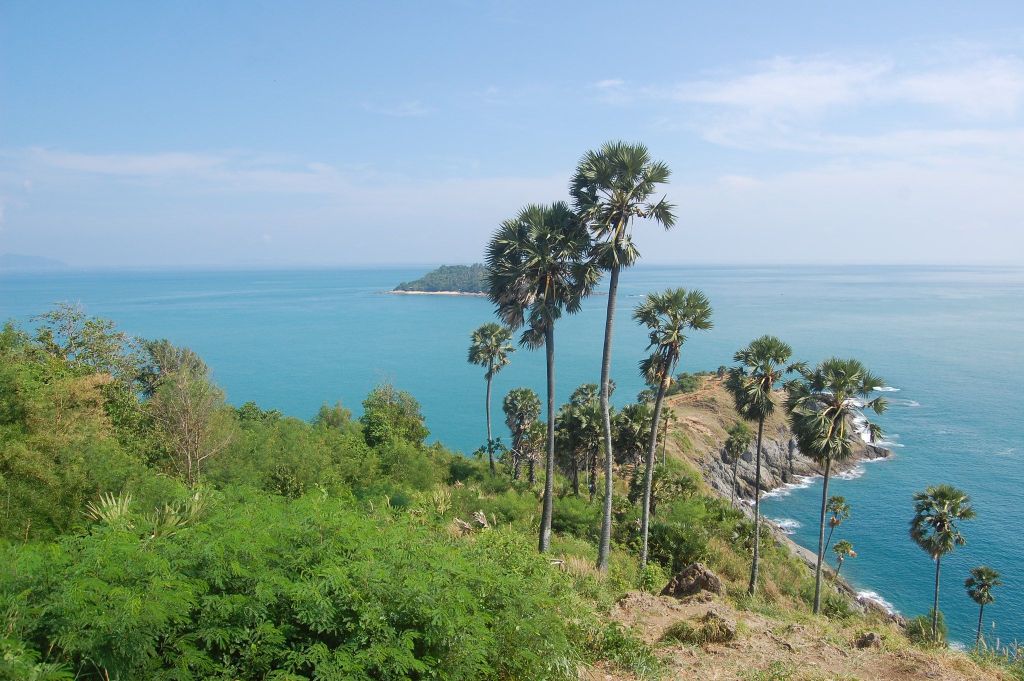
[910,484,976,643]
[394,263,488,293]
[725,335,799,596]
[633,288,713,570]
[570,141,676,573]
[965,566,1001,649]
[786,358,887,614]
[467,322,515,473]
[724,421,753,506]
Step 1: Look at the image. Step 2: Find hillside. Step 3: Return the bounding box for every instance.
[393,263,488,293]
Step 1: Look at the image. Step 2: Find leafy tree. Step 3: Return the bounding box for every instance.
[910,484,976,642]
[555,383,607,497]
[148,364,235,486]
[965,566,1002,649]
[503,388,541,481]
[33,303,140,382]
[360,383,429,448]
[724,421,753,507]
[832,539,855,579]
[487,202,597,553]
[727,336,800,596]
[571,141,676,572]
[612,403,652,467]
[522,420,546,485]
[787,357,886,613]
[138,338,207,397]
[633,288,713,569]
[824,495,851,558]
[468,322,515,474]
[312,400,354,431]
[395,263,488,293]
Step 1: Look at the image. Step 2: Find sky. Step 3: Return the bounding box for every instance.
[2,1,1024,268]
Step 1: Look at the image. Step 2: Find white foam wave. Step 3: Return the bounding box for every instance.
[889,398,921,408]
[875,440,905,448]
[857,590,897,614]
[772,518,801,534]
[837,466,865,480]
[873,386,900,392]
[761,475,816,499]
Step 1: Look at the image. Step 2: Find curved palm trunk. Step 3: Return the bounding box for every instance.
[639,370,670,569]
[932,556,941,642]
[824,523,837,562]
[975,603,985,649]
[539,324,556,553]
[597,263,621,571]
[748,417,766,595]
[485,371,495,475]
[813,457,832,614]
[835,558,844,580]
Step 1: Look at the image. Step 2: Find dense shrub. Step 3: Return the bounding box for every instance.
[906,610,948,646]
[0,489,591,680]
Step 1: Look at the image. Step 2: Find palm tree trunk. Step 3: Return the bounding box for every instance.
[572,454,579,496]
[824,524,837,561]
[813,457,832,614]
[539,324,556,553]
[485,372,495,475]
[661,415,668,465]
[731,456,739,507]
[748,416,765,595]
[932,556,941,642]
[589,450,597,502]
[639,370,669,569]
[835,558,844,580]
[597,262,621,571]
[975,603,984,649]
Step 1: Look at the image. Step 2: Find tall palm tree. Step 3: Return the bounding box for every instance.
[572,141,675,571]
[910,484,976,642]
[468,323,515,474]
[724,421,753,507]
[787,357,886,614]
[503,387,540,480]
[487,202,598,553]
[726,335,800,596]
[612,403,653,467]
[965,566,1001,649]
[633,288,713,570]
[832,540,855,579]
[824,495,851,558]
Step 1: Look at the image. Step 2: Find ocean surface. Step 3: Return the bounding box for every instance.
[1,265,1021,645]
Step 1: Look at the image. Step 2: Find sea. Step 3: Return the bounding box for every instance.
[1,264,1021,645]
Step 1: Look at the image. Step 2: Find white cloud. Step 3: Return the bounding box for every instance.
[594,79,624,89]
[27,148,224,176]
[894,57,1024,118]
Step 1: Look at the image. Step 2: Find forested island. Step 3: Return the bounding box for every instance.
[393,263,487,294]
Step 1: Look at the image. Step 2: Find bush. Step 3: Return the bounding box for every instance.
[551,495,599,542]
[906,609,948,646]
[661,612,736,645]
[0,489,592,680]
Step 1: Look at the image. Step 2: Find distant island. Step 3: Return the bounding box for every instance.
[0,253,69,271]
[392,263,487,295]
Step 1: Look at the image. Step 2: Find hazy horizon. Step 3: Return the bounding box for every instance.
[3,2,1024,268]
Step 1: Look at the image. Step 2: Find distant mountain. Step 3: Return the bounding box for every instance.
[0,253,69,271]
[394,264,487,294]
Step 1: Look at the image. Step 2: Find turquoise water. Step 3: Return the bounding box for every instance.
[1,265,1021,645]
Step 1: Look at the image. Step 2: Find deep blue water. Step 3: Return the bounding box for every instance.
[1,265,1021,645]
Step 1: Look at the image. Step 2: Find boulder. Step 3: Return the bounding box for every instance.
[661,562,725,598]
[855,631,883,649]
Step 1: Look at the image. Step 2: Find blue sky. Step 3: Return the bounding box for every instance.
[2,1,1024,267]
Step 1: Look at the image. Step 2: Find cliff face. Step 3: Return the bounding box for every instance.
[662,377,891,501]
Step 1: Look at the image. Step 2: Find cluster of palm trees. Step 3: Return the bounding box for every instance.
[910,483,1001,648]
[464,140,1003,646]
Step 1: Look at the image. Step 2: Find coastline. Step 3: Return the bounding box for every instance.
[387,289,487,297]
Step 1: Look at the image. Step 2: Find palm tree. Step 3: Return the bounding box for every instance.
[824,495,851,558]
[503,388,540,480]
[468,323,515,474]
[572,141,675,572]
[965,566,1002,649]
[910,484,976,642]
[724,421,753,507]
[487,202,598,553]
[787,357,886,614]
[613,403,653,467]
[633,288,713,570]
[832,540,855,579]
[726,335,800,596]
